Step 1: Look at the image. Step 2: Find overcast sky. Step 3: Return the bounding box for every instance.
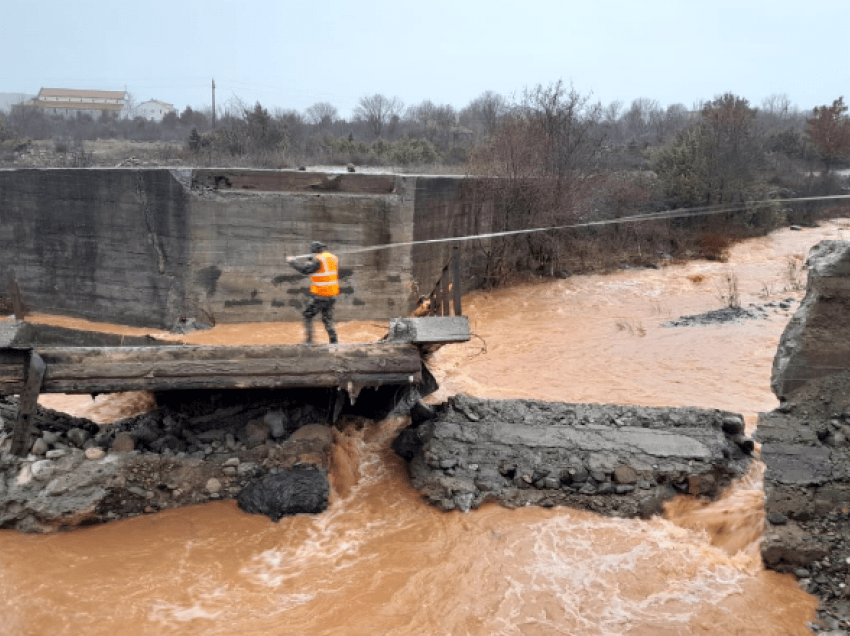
[4,0,848,117]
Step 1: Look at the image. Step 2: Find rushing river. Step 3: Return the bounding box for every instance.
[2,220,849,636]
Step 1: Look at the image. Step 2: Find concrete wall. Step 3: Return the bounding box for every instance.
[0,169,190,327]
[0,168,478,329]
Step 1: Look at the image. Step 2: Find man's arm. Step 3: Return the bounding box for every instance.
[286,255,321,275]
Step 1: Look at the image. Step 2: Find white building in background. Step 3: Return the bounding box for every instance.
[136,99,177,122]
[31,88,127,117]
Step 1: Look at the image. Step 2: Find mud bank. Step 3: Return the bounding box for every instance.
[394,395,755,517]
[0,390,338,532]
[757,240,850,628]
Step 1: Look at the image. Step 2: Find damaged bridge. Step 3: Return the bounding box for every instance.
[0,316,470,457]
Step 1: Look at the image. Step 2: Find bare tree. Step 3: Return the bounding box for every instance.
[218,95,248,123]
[602,100,624,142]
[406,100,457,142]
[467,81,606,284]
[807,96,850,172]
[521,81,605,182]
[353,94,404,138]
[649,103,689,143]
[406,100,456,126]
[275,108,306,152]
[305,102,338,128]
[461,90,506,136]
[622,97,660,142]
[7,103,47,138]
[0,113,10,142]
[759,93,804,133]
[762,93,794,121]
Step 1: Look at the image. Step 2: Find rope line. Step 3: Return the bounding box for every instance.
[287,194,850,259]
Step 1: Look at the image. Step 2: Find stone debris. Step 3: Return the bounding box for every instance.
[85,447,105,460]
[0,390,340,532]
[394,395,754,517]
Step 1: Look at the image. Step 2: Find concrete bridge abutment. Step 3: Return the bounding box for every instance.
[0,168,486,329]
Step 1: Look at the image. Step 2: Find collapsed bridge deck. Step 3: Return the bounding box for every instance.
[0,316,470,457]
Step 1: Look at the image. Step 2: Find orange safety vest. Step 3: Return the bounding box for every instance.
[310,251,340,296]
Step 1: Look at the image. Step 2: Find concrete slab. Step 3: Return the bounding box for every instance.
[396,395,755,515]
[387,316,470,344]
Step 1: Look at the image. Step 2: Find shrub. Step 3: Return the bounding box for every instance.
[698,233,731,261]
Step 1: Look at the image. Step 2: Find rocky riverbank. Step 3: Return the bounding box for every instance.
[0,390,338,532]
[758,372,850,631]
[757,240,850,631]
[394,395,755,517]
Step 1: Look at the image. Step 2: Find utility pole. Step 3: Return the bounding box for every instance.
[212,78,216,130]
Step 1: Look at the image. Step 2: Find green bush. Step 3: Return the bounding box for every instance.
[317,134,441,166]
[388,136,440,164]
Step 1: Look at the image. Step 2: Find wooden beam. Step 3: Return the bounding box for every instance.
[10,352,44,456]
[0,343,422,395]
[441,269,450,316]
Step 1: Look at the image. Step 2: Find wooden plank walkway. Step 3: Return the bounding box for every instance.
[0,343,423,395]
[0,317,470,456]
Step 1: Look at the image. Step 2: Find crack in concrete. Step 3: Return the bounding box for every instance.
[135,174,166,274]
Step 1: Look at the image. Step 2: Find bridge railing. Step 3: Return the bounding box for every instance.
[426,246,462,317]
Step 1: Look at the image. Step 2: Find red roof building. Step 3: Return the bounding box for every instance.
[32,88,128,116]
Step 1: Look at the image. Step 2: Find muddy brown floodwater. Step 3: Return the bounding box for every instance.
[3,220,849,635]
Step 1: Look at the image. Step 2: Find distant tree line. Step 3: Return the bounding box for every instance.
[2,87,847,171]
[1,84,848,284]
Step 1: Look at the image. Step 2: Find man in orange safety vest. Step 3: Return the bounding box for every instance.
[286,241,339,344]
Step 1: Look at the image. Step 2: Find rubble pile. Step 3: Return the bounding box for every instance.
[0,390,337,531]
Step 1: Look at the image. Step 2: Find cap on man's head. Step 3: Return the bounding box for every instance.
[310,241,326,253]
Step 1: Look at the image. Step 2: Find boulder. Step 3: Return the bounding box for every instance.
[242,420,270,447]
[236,467,329,521]
[67,428,90,448]
[31,438,48,456]
[111,433,135,453]
[85,447,105,460]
